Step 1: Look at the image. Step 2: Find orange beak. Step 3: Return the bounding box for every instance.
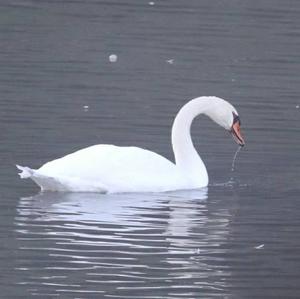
[231,121,245,147]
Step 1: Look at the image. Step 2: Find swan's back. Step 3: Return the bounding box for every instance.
[37,145,185,193]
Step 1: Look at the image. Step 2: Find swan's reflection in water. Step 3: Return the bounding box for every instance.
[15,189,235,297]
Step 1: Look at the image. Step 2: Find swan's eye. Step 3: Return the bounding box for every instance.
[232,112,241,126]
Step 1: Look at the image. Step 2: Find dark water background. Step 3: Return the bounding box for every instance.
[1,0,300,298]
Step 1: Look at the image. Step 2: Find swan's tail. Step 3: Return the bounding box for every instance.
[16,165,36,179]
[16,164,107,192]
[16,164,68,191]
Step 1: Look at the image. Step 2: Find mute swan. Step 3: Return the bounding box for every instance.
[17,96,245,193]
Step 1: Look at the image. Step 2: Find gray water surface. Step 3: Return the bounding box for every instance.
[1,1,300,298]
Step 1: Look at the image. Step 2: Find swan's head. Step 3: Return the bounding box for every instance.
[205,97,245,147]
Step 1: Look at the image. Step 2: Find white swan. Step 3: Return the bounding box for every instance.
[17,96,245,193]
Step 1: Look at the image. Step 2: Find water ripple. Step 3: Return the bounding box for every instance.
[13,189,241,297]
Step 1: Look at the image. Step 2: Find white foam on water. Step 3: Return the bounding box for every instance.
[109,54,118,62]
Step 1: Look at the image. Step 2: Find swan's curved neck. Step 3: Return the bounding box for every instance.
[171,97,210,186]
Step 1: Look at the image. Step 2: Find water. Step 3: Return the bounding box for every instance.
[231,147,242,173]
[1,0,300,298]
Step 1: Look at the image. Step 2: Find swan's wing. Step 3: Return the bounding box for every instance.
[36,145,184,193]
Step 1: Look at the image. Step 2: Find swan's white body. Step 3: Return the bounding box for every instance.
[17,96,242,193]
[18,145,192,193]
